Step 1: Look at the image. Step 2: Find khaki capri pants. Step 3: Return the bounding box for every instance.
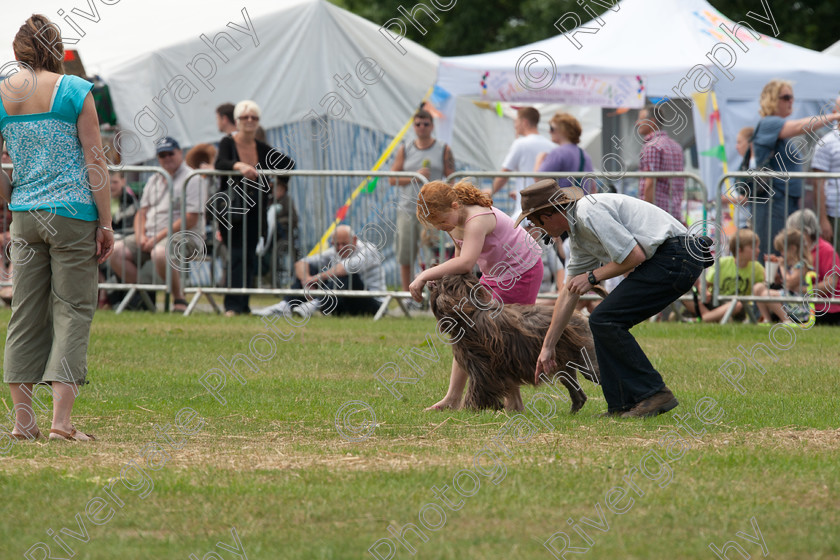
[3,211,98,385]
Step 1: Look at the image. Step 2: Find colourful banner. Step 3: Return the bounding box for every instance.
[480,70,644,107]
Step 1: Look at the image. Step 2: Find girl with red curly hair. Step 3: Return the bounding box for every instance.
[411,180,544,410]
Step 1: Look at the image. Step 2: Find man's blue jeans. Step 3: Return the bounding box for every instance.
[588,238,705,412]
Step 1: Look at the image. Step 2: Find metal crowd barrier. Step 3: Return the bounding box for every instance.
[173,169,429,319]
[99,165,174,313]
[711,171,840,323]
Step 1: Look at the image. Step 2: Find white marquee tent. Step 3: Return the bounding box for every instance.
[435,0,840,197]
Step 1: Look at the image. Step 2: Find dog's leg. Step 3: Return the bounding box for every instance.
[504,386,524,412]
[556,371,587,414]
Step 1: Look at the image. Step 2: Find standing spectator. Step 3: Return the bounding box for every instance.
[110,137,205,313]
[216,103,236,136]
[811,95,840,249]
[109,170,139,234]
[214,100,294,316]
[389,108,455,300]
[637,104,685,223]
[536,112,595,192]
[751,80,840,259]
[786,209,840,325]
[492,107,555,220]
[0,14,114,441]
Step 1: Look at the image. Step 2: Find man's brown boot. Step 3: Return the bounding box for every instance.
[620,387,679,418]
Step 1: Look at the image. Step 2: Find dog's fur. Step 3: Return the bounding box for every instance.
[430,273,600,412]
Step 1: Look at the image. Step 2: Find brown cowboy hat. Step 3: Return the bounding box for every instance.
[514,179,586,227]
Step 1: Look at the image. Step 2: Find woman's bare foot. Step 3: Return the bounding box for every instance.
[424,398,461,411]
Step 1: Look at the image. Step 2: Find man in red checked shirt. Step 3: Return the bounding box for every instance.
[637,104,686,224]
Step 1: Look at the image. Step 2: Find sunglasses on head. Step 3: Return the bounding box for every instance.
[779,94,794,102]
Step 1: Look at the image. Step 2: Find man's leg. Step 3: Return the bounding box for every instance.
[151,242,186,304]
[589,243,702,412]
[328,273,381,316]
[110,235,140,283]
[396,213,420,292]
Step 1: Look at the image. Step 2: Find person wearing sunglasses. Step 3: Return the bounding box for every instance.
[389,108,455,302]
[750,80,840,259]
[214,100,295,316]
[110,137,205,313]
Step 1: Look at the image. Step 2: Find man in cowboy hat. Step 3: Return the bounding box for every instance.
[516,179,710,417]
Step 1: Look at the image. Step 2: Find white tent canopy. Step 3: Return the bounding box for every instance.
[436,0,840,195]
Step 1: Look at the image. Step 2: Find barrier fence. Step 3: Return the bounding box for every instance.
[710,171,840,324]
[2,162,837,325]
[172,169,429,319]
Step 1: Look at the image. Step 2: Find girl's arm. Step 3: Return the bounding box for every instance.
[418,214,492,282]
[408,214,493,301]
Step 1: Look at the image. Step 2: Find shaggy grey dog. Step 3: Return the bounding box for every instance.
[430,273,600,412]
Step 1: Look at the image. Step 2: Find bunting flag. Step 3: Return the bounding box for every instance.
[708,109,720,132]
[495,102,504,117]
[692,92,709,120]
[364,177,379,193]
[700,144,727,162]
[306,86,435,257]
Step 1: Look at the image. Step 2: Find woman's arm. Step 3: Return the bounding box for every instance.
[214,136,238,170]
[0,136,11,203]
[779,113,840,139]
[77,95,111,223]
[77,93,113,263]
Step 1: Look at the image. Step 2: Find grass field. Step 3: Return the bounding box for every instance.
[0,307,838,560]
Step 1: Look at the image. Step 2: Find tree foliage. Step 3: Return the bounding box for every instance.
[331,0,838,56]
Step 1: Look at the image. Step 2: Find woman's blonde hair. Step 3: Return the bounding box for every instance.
[417,181,491,225]
[234,100,261,121]
[758,79,793,117]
